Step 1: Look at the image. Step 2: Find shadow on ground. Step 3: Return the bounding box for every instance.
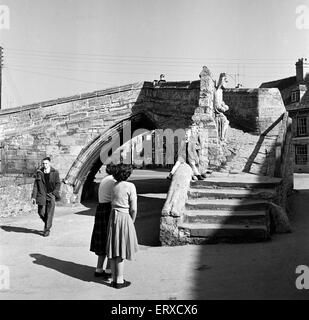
[29,253,111,286]
[74,207,95,216]
[132,177,169,246]
[0,225,43,236]
[130,178,170,194]
[191,189,309,299]
[134,195,165,246]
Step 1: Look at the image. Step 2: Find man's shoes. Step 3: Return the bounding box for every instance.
[94,271,112,280]
[113,280,131,289]
[43,231,50,237]
[196,175,204,180]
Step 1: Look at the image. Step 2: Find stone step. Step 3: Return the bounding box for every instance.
[185,198,270,211]
[184,209,267,225]
[188,187,276,200]
[190,187,277,199]
[191,175,282,190]
[178,222,268,241]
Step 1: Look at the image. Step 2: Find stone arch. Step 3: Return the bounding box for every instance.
[61,112,157,204]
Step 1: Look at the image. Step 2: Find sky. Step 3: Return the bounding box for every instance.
[0,0,309,107]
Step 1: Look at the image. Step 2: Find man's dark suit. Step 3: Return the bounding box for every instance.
[31,167,61,233]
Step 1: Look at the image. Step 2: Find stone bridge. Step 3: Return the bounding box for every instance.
[0,75,287,210]
[0,80,200,204]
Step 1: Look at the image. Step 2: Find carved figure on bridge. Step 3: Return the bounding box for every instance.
[214,73,230,142]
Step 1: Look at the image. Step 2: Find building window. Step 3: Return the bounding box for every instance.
[291,91,300,103]
[295,145,308,165]
[297,117,308,136]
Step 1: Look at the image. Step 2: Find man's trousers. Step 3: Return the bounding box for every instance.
[38,197,55,232]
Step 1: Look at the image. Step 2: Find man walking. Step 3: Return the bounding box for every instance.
[31,157,61,237]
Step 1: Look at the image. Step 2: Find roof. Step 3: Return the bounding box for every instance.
[260,76,297,91]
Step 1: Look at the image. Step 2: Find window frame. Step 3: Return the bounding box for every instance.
[296,116,308,137]
[291,90,300,103]
[295,144,308,165]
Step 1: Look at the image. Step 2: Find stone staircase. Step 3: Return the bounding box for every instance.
[178,173,282,243]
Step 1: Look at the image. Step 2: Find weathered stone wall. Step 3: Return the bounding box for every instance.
[273,119,295,216]
[0,175,35,217]
[0,83,144,177]
[223,88,286,134]
[258,88,287,133]
[224,89,259,132]
[0,81,200,179]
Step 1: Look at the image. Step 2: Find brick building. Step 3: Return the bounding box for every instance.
[260,58,309,173]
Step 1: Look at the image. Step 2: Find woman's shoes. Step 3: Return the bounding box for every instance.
[111,280,131,289]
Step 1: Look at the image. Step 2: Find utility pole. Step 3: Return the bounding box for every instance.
[0,46,3,110]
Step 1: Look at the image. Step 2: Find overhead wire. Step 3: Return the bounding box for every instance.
[5,47,296,62]
[4,66,115,86]
[1,46,298,106]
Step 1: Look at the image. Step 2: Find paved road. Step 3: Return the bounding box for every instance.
[1,171,309,300]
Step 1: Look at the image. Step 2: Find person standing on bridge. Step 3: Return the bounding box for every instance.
[167,126,206,181]
[90,163,116,280]
[106,163,138,289]
[31,157,61,237]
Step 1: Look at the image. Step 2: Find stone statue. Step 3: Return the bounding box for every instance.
[189,67,227,171]
[214,73,230,142]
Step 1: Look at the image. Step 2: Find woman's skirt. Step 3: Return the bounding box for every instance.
[106,208,138,261]
[90,202,112,255]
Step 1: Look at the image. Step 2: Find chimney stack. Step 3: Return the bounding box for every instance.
[296,58,309,82]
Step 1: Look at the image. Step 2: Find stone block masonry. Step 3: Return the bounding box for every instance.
[224,88,286,134]
[0,175,36,217]
[0,81,200,179]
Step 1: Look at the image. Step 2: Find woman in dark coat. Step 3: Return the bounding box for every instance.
[90,164,116,279]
